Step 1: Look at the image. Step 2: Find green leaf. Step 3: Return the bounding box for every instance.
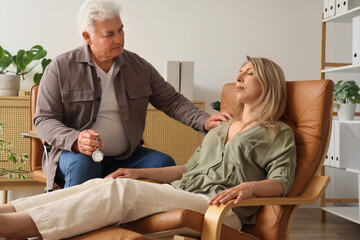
[15,50,27,72]
[30,45,43,52]
[0,46,4,62]
[33,50,47,60]
[41,58,51,71]
[17,166,23,171]
[8,172,14,180]
[0,50,13,71]
[0,122,3,134]
[18,173,26,179]
[33,73,41,85]
[6,153,17,164]
[211,101,221,111]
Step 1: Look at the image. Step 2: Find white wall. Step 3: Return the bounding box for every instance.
[1,0,323,113]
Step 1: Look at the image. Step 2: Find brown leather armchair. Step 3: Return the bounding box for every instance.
[28,80,334,240]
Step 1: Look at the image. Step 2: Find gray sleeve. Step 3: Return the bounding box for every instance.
[33,60,80,151]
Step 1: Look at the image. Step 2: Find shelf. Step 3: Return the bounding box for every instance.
[323,6,360,23]
[321,64,360,73]
[322,206,360,224]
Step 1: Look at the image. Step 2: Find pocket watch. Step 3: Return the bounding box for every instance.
[92,136,104,162]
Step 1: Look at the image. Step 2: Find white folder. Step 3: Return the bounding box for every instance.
[166,61,181,92]
[329,0,336,17]
[324,0,329,18]
[336,0,343,15]
[341,0,348,13]
[334,121,340,168]
[329,122,336,167]
[352,16,359,65]
[180,61,194,100]
[325,143,330,166]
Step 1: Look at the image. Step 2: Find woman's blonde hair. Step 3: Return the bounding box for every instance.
[234,56,287,139]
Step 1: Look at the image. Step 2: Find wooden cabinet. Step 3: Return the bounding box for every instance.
[0,96,31,172]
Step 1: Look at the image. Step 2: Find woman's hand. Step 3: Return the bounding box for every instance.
[106,168,141,179]
[208,179,283,205]
[208,182,255,205]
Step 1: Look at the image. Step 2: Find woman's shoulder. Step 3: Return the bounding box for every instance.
[274,122,296,144]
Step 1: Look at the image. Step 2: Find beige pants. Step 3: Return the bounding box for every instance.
[11,178,242,240]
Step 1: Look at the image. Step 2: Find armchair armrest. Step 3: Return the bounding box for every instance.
[21,131,50,168]
[21,131,44,144]
[200,175,330,240]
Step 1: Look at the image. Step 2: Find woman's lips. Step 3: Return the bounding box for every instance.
[236,86,244,91]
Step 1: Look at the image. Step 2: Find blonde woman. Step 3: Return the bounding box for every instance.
[0,56,296,240]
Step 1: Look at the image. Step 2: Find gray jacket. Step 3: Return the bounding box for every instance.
[34,44,210,189]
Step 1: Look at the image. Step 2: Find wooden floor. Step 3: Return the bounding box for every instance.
[290,208,360,239]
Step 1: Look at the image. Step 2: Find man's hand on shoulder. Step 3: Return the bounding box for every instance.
[204,111,233,131]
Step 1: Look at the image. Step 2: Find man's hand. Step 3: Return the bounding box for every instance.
[72,129,104,156]
[106,168,141,179]
[204,111,233,131]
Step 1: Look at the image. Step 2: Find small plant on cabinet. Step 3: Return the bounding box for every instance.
[0,122,29,179]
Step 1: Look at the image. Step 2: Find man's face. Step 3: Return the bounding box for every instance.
[84,16,125,62]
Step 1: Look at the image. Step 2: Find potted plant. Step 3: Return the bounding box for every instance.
[0,122,28,179]
[333,80,360,121]
[0,45,51,96]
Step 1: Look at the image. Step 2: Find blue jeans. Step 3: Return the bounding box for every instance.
[56,145,175,188]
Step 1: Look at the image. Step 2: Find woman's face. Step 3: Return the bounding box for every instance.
[235,62,262,105]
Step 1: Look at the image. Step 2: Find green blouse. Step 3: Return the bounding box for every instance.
[171,121,296,225]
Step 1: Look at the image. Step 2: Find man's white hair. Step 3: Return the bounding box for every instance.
[78,0,121,37]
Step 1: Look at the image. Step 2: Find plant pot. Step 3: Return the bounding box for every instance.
[0,74,20,96]
[337,103,356,121]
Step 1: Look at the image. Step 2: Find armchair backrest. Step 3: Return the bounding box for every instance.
[29,84,46,183]
[220,80,333,239]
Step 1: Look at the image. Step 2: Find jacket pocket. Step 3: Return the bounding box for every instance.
[126,87,152,120]
[61,89,94,127]
[62,89,94,102]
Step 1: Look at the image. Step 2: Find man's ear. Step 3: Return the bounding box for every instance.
[82,32,92,45]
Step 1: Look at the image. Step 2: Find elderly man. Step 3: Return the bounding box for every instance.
[34,0,231,190]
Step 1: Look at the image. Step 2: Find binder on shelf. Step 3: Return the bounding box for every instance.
[341,0,348,13]
[334,121,340,168]
[329,122,336,167]
[329,0,336,17]
[352,16,359,65]
[336,0,343,14]
[180,61,194,100]
[324,0,329,18]
[166,61,181,92]
[324,145,330,166]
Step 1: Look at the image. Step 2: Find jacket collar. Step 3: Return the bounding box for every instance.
[76,44,126,69]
